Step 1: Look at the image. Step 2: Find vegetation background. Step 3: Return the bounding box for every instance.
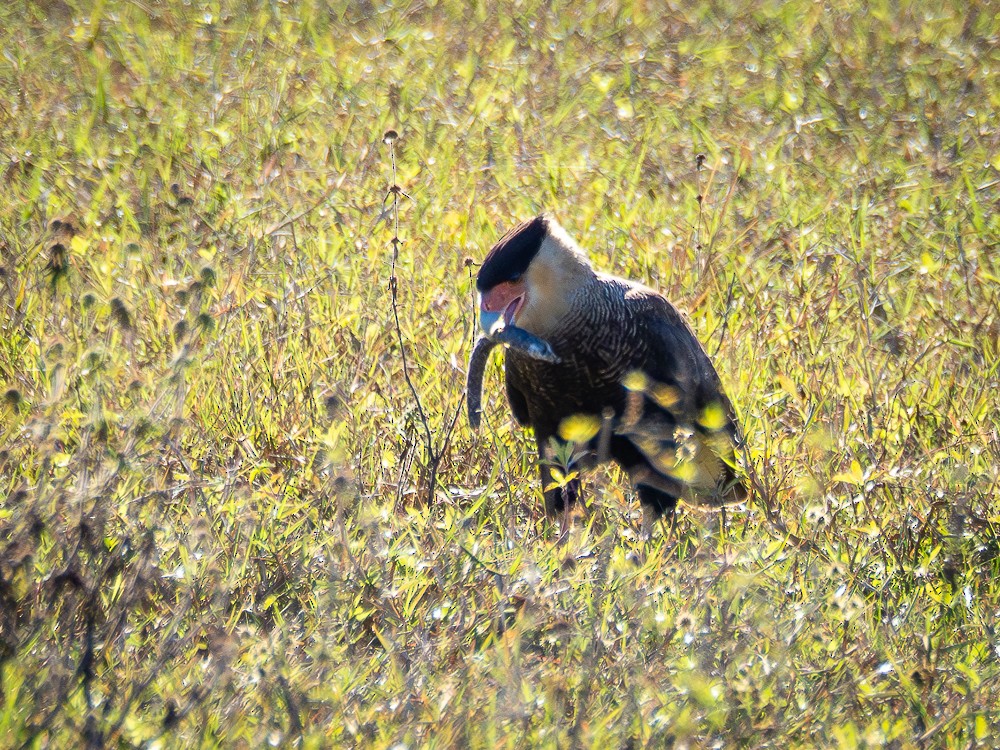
[1,0,999,747]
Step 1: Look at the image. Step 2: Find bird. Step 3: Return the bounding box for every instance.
[474,214,746,536]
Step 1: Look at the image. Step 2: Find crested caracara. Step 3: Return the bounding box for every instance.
[471,214,746,534]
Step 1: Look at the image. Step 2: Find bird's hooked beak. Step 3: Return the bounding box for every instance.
[479,280,526,334]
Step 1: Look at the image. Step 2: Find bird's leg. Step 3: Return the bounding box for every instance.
[640,503,678,541]
[539,436,586,541]
[543,473,572,545]
[540,463,560,518]
[540,437,570,517]
[558,477,582,544]
[636,484,677,542]
[608,438,685,540]
[542,472,580,544]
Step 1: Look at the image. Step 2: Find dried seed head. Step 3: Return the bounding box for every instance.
[163,700,180,730]
[4,388,22,407]
[196,312,214,332]
[110,297,133,331]
[323,392,343,419]
[383,129,399,145]
[173,319,188,341]
[46,242,68,282]
[199,266,217,287]
[133,418,153,440]
[50,217,75,235]
[805,505,828,525]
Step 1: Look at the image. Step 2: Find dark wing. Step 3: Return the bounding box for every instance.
[624,286,737,425]
[621,285,745,503]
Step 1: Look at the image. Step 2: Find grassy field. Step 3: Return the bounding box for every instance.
[2,0,999,747]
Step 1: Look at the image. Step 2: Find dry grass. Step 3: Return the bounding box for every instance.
[1,1,999,747]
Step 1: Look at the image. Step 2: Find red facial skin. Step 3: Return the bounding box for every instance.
[480,280,526,327]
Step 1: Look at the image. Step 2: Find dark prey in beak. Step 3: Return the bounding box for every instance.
[467,326,559,429]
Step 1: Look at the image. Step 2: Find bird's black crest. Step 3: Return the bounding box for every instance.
[476,215,548,292]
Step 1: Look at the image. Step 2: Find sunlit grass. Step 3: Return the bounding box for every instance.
[1,0,999,747]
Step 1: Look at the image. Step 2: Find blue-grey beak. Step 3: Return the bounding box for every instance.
[479,309,504,335]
